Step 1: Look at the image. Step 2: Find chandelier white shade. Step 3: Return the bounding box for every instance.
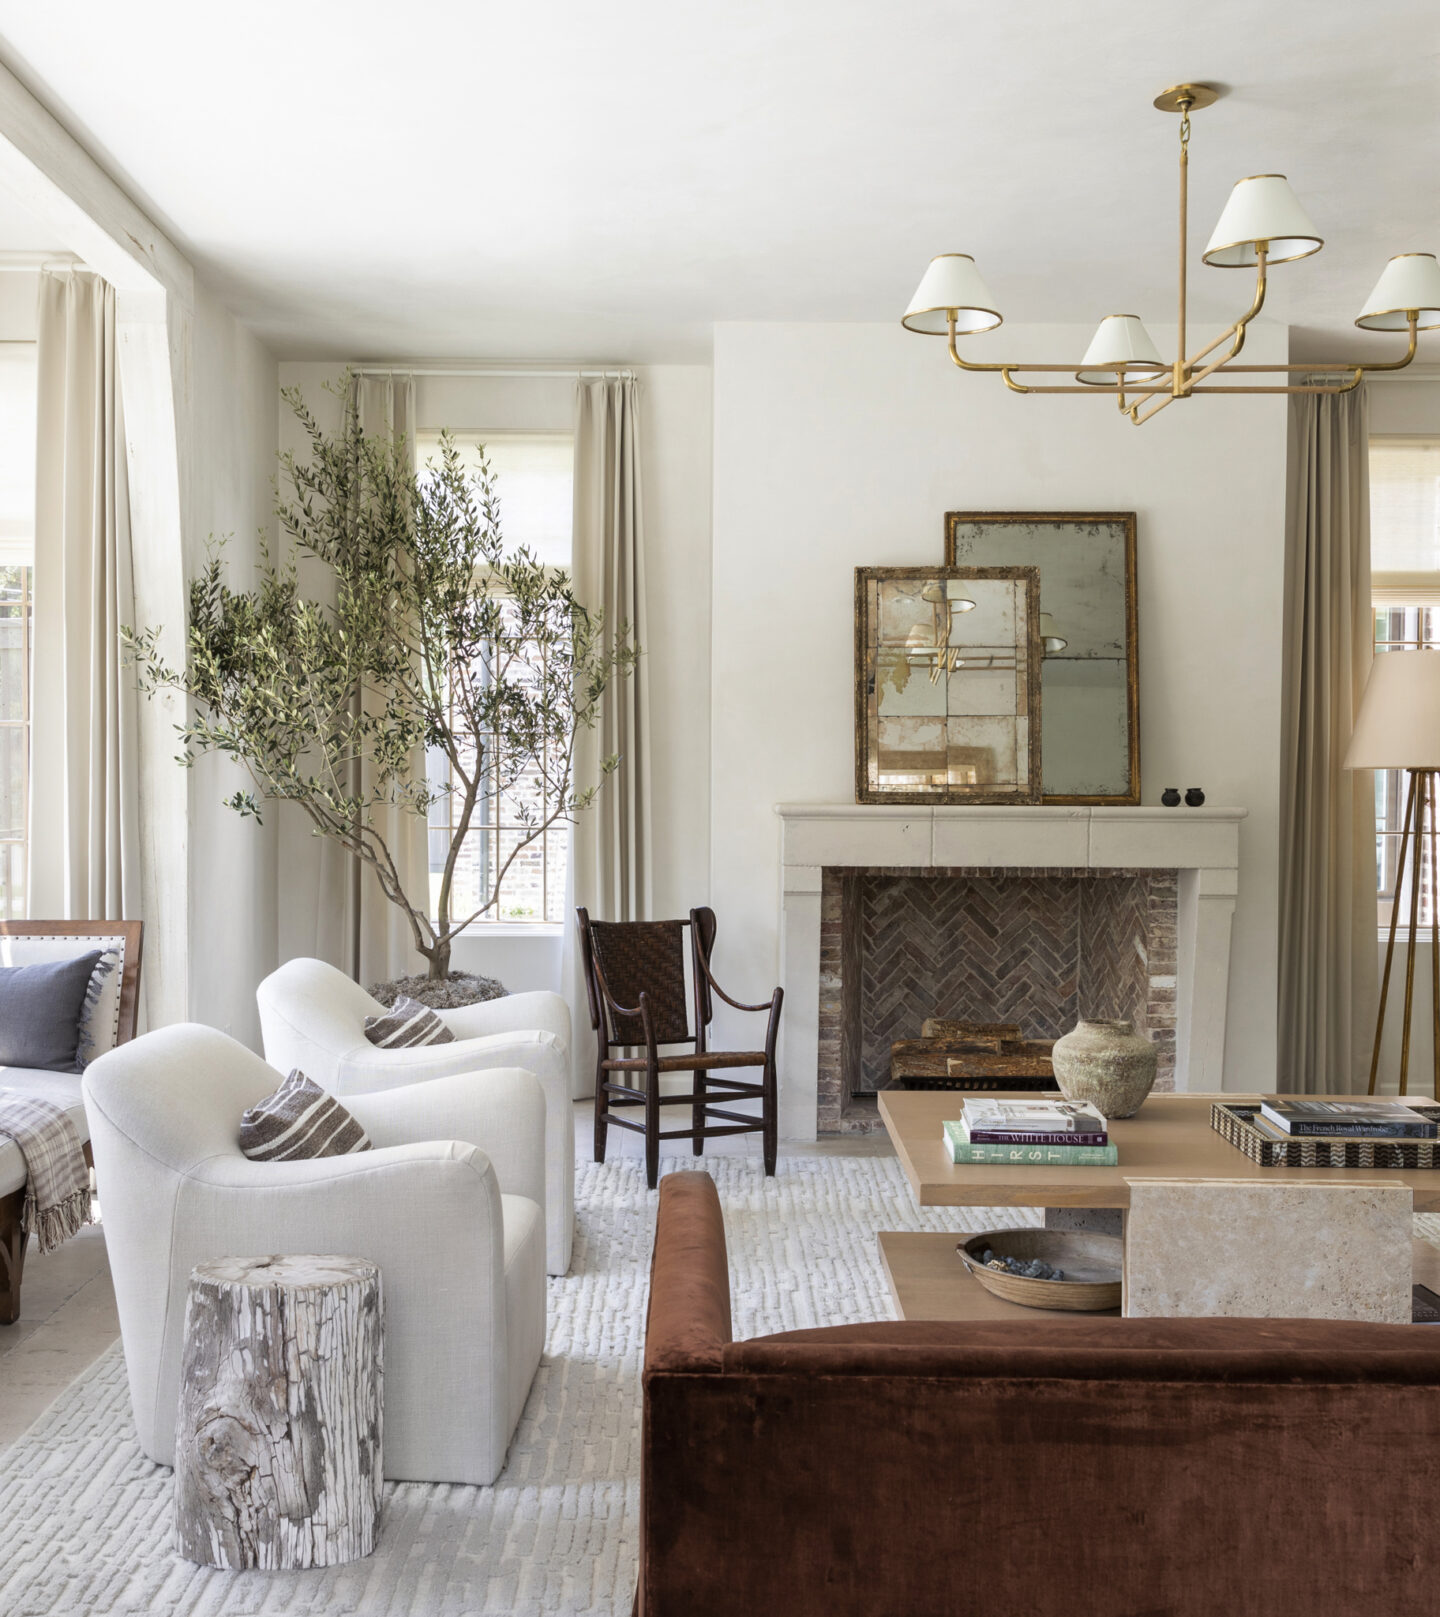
[1076,315,1165,385]
[902,255,1002,335]
[1344,652,1440,771]
[1357,254,1440,332]
[1201,175,1323,267]
[903,84,1432,425]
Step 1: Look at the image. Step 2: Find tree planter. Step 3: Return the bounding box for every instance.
[369,971,507,1012]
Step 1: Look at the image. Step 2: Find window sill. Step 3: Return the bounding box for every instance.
[456,921,564,940]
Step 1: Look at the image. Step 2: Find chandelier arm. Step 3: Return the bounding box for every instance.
[1130,390,1180,427]
[1001,368,1031,393]
[1188,370,1365,395]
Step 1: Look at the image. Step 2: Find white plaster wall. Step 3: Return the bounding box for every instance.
[709,320,1290,1094]
[184,281,279,1047]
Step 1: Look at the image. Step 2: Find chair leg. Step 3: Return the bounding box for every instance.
[594,1056,610,1164]
[692,1067,707,1156]
[645,1064,661,1190]
[762,1058,778,1177]
[0,1186,27,1326]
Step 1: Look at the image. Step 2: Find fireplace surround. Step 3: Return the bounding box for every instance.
[776,805,1245,1139]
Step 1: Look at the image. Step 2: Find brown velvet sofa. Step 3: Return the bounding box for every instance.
[639,1170,1440,1617]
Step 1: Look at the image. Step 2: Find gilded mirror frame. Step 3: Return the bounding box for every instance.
[944,511,1140,806]
[855,564,1042,806]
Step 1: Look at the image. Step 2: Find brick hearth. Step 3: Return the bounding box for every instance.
[818,865,1178,1133]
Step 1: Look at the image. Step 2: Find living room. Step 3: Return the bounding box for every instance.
[1,5,1439,1613]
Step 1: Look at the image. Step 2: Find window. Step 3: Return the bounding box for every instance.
[417,430,574,927]
[1371,437,1440,936]
[0,343,35,918]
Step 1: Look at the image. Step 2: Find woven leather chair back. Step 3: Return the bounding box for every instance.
[586,918,693,1046]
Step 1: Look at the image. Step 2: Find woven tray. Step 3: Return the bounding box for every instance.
[1211,1102,1440,1168]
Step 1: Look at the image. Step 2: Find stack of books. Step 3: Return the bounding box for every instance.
[1254,1097,1439,1142]
[941,1098,1118,1166]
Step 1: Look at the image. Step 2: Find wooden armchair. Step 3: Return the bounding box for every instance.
[575,907,782,1189]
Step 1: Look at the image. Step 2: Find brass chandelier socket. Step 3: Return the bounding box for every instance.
[1153,83,1221,114]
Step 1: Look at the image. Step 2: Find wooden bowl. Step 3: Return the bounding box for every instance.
[958,1228,1123,1313]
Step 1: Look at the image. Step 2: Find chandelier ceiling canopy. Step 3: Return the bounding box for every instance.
[903,83,1439,426]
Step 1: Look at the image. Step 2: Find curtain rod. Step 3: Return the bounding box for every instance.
[349,363,636,380]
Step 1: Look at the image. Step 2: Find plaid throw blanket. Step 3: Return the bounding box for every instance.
[0,1090,92,1254]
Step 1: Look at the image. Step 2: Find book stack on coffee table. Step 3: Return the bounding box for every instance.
[941,1098,1117,1166]
[1255,1097,1438,1142]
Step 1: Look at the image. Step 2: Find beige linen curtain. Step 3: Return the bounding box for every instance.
[1278,386,1378,1092]
[346,373,431,987]
[563,376,652,1095]
[28,269,140,922]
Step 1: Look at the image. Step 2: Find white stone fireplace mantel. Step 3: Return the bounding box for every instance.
[775,803,1247,1140]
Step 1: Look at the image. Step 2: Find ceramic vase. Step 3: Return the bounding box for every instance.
[1051,1018,1158,1119]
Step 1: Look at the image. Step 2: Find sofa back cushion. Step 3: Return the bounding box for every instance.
[0,951,103,1072]
[0,931,134,1060]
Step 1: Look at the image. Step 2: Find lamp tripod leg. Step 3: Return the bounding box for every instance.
[1400,772,1427,1096]
[1371,771,1416,1094]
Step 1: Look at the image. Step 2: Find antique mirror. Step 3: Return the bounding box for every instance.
[855,565,1041,805]
[945,513,1139,804]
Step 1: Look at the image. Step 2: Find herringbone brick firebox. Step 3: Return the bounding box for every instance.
[818,866,1178,1133]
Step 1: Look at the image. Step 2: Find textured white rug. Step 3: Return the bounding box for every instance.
[0,1153,1012,1617]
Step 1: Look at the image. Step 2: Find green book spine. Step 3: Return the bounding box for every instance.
[941,1121,1117,1167]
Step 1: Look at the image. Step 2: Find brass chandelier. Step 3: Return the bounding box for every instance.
[902,83,1439,426]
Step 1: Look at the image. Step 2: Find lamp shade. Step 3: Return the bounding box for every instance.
[1344,652,1440,770]
[902,255,1003,335]
[1356,254,1440,332]
[1075,315,1165,385]
[1202,175,1322,268]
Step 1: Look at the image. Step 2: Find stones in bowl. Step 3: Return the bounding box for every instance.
[957,1228,1123,1312]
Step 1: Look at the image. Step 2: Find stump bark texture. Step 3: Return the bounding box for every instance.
[174,1253,383,1569]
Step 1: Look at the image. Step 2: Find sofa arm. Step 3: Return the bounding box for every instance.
[644,1171,733,1375]
[334,1028,566,1093]
[440,990,571,1049]
[344,1068,545,1211]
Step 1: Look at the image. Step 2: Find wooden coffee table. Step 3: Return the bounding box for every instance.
[879,1229,1440,1322]
[877,1088,1440,1212]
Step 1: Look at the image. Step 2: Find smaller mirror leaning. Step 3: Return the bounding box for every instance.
[856,565,1042,804]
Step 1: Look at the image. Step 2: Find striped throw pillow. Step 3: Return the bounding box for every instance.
[363,995,456,1049]
[239,1070,372,1161]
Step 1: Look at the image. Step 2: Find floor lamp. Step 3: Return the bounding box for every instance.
[1345,650,1440,1096]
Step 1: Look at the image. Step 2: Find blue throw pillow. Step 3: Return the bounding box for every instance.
[0,951,104,1073]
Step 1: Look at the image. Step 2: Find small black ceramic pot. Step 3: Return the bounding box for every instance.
[1185,787,1206,807]
[1161,787,1181,808]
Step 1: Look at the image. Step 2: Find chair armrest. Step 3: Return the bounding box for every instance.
[343,1068,545,1209]
[334,1028,567,1092]
[644,1171,733,1375]
[440,990,571,1049]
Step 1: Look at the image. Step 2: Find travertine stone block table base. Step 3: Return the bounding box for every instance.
[1122,1180,1413,1323]
[174,1254,383,1570]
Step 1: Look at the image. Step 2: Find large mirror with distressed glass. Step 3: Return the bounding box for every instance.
[856,565,1041,804]
[945,513,1139,803]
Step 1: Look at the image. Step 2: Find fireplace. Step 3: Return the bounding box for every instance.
[777,804,1245,1140]
[819,866,1177,1131]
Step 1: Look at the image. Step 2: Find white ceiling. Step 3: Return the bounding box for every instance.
[0,1,1435,363]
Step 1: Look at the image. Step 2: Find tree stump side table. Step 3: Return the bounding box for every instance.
[174,1254,383,1570]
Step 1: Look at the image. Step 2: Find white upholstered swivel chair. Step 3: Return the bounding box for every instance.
[83,1023,546,1486]
[256,956,574,1274]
